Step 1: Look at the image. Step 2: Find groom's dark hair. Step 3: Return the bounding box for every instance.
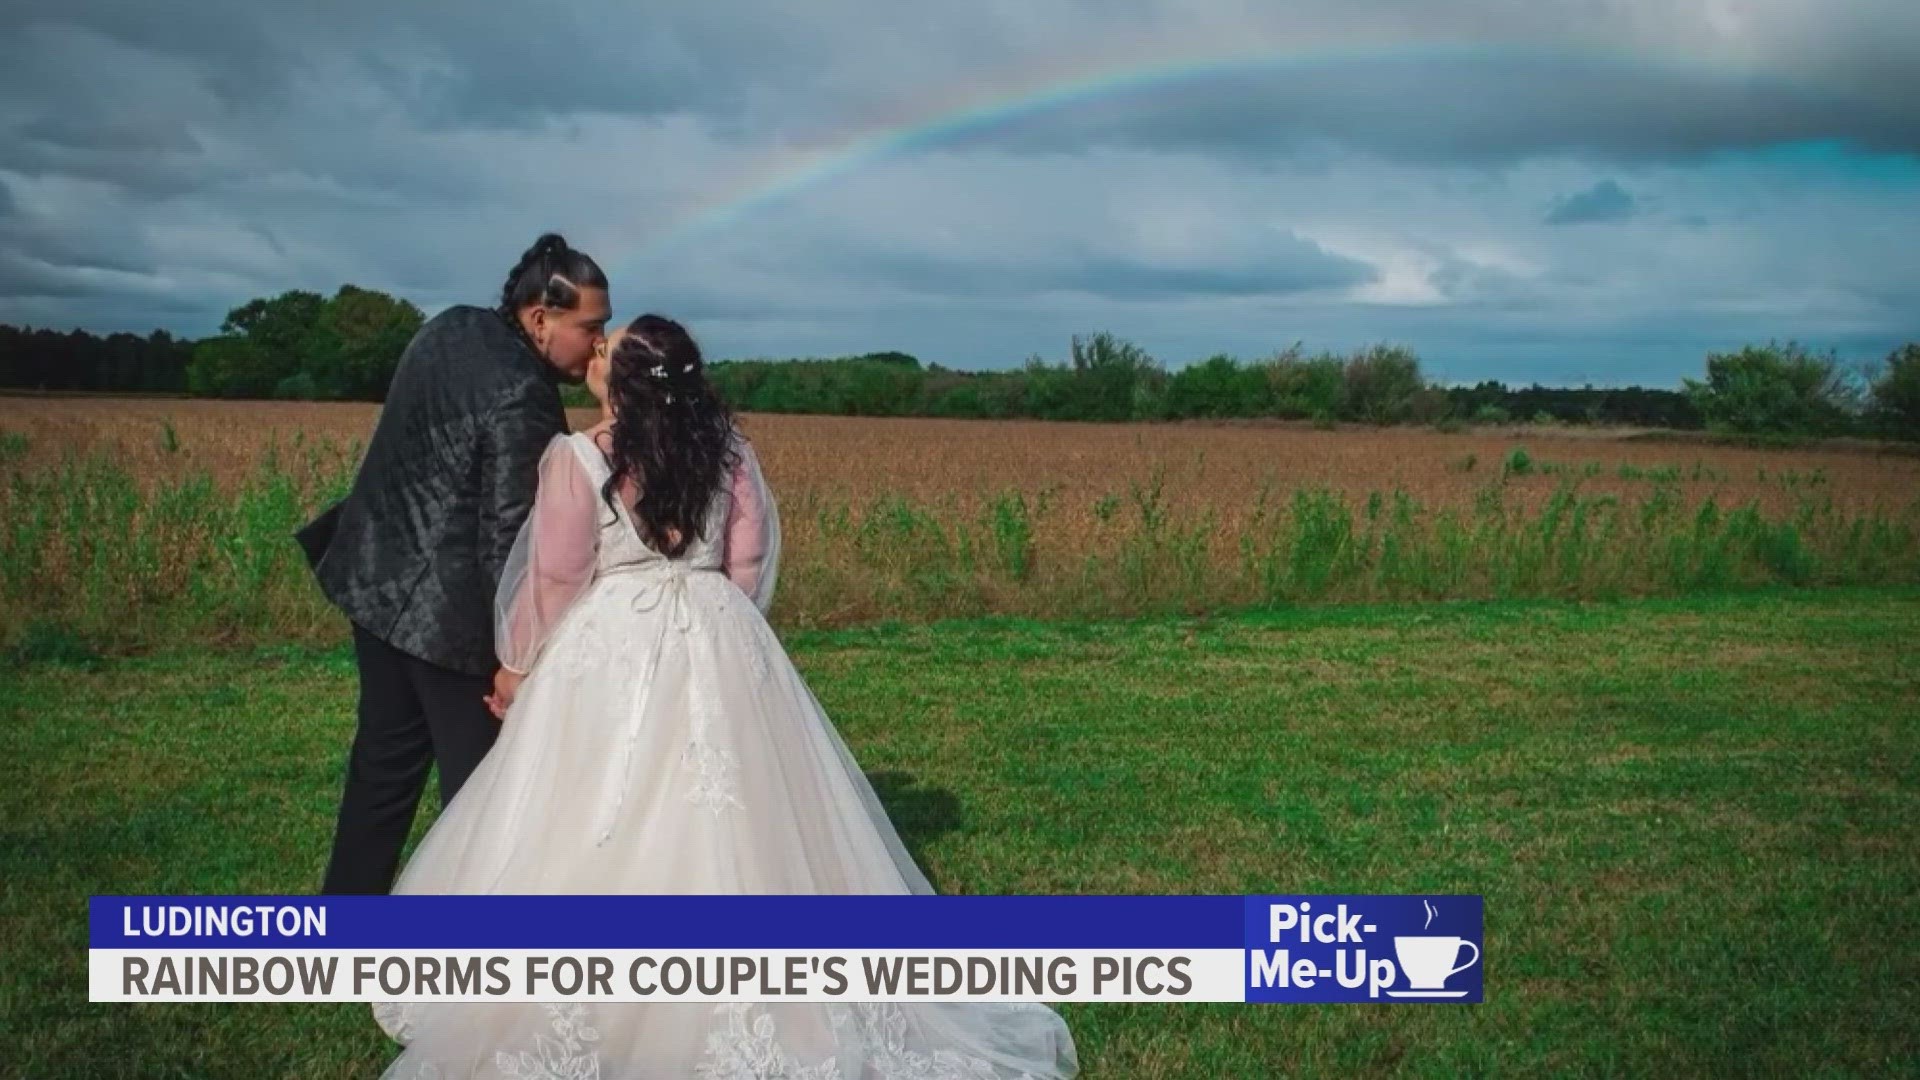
[500,233,608,313]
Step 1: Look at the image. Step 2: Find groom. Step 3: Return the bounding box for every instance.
[297,234,611,895]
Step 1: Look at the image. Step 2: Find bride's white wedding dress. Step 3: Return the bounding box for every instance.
[372,430,1078,1080]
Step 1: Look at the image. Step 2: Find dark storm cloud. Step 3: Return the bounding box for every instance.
[0,206,159,278]
[978,52,1920,162]
[7,3,1914,167]
[16,113,201,155]
[0,251,147,300]
[1546,180,1637,225]
[0,0,821,131]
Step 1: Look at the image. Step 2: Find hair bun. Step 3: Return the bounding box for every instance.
[502,234,605,312]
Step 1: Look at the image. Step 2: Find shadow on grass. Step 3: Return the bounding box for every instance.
[865,769,964,887]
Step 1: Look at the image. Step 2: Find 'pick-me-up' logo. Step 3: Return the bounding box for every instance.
[1250,898,1481,1001]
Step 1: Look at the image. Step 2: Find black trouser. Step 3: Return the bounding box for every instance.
[320,624,500,894]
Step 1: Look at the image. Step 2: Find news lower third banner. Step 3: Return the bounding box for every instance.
[89,895,1483,1004]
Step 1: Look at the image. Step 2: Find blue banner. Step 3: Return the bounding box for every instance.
[94,896,1246,949]
[90,894,1482,1002]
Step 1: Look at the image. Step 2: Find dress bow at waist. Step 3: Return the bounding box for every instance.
[602,562,721,634]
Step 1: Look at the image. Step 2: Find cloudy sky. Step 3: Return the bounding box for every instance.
[2,1,1917,386]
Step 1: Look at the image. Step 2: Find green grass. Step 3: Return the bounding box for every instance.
[4,588,1918,1077]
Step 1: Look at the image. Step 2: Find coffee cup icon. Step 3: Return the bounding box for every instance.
[1392,936,1479,991]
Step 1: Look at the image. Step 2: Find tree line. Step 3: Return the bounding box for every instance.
[2,285,1916,439]
[0,325,195,395]
[0,286,425,402]
[703,339,1716,429]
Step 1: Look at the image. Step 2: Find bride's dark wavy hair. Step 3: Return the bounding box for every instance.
[602,315,739,558]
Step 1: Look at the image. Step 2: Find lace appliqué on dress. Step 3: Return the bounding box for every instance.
[845,1002,1040,1080]
[695,1002,1040,1080]
[696,1003,844,1079]
[683,739,743,812]
[746,632,772,681]
[684,662,743,813]
[494,1003,603,1079]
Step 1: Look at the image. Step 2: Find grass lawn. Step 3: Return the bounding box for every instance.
[4,587,1916,1077]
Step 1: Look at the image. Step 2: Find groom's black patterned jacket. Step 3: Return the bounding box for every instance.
[295,305,568,676]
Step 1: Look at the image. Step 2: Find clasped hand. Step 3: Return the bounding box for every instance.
[483,668,524,721]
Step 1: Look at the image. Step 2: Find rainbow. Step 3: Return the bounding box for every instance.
[617,37,1763,265]
[620,34,1474,261]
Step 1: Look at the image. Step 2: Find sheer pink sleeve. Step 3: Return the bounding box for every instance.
[495,435,602,674]
[722,436,780,614]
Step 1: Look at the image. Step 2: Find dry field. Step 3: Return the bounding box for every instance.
[4,396,1917,517]
[3,395,1918,645]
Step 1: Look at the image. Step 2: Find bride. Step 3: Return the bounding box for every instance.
[372,314,1079,1079]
